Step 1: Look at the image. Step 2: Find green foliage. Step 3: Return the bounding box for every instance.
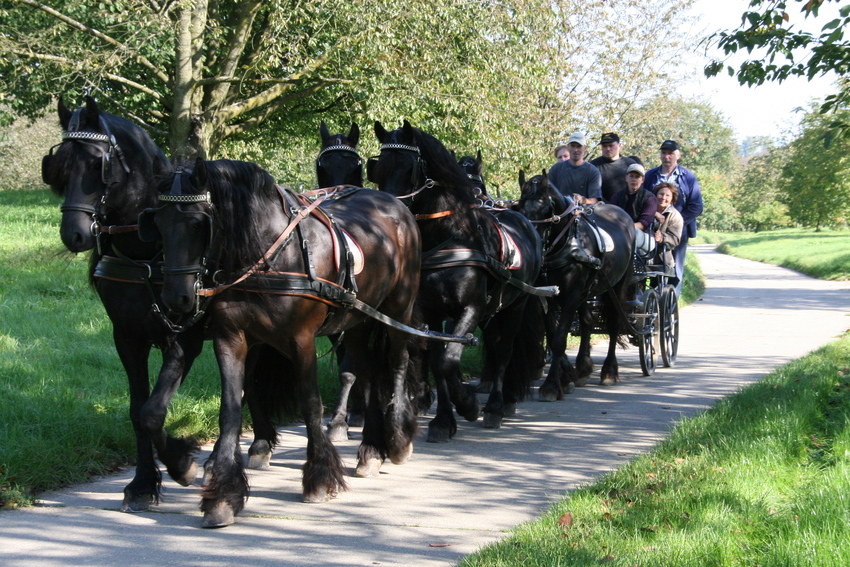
[734,140,793,231]
[779,106,850,229]
[1,0,702,191]
[706,0,850,132]
[461,334,850,566]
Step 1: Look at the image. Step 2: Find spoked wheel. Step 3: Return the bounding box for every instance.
[660,284,679,367]
[637,288,659,376]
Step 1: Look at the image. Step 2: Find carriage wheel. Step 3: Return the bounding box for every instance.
[638,288,659,376]
[660,285,679,367]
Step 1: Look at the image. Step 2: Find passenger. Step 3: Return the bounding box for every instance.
[548,132,602,205]
[610,163,656,257]
[653,182,684,269]
[642,139,703,296]
[590,132,643,202]
[610,163,656,232]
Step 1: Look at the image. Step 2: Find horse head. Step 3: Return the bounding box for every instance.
[316,121,363,188]
[457,150,489,196]
[43,96,170,253]
[142,158,215,316]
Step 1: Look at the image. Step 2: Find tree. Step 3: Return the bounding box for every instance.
[733,138,792,231]
[779,105,850,229]
[0,0,702,188]
[705,0,850,119]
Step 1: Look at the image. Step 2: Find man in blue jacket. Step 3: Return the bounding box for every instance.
[643,140,703,296]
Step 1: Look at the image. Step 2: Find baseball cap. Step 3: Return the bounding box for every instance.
[626,163,645,176]
[600,132,620,144]
[567,132,587,146]
[660,140,680,151]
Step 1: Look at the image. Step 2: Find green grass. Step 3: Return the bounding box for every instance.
[460,334,850,566]
[695,228,850,281]
[0,189,340,507]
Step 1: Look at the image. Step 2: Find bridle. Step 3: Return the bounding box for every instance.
[46,106,133,244]
[138,167,217,331]
[367,143,433,200]
[315,143,363,187]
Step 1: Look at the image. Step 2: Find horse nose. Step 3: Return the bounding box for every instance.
[62,229,92,253]
[162,283,196,314]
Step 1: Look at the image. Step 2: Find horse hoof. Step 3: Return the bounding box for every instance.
[573,377,589,387]
[326,424,349,443]
[120,493,153,513]
[389,443,413,465]
[247,451,272,470]
[566,382,576,394]
[303,486,338,502]
[355,457,384,477]
[201,502,235,528]
[503,403,516,417]
[172,460,199,486]
[426,426,452,443]
[538,383,561,402]
[473,379,492,394]
[600,376,617,386]
[347,413,364,428]
[482,412,502,429]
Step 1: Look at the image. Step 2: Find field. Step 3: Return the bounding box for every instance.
[696,228,850,281]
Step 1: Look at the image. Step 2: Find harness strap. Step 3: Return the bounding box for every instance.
[422,249,557,297]
[199,186,331,297]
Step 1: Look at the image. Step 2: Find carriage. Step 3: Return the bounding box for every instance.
[581,239,680,376]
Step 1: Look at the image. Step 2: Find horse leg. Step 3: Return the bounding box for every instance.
[412,340,434,415]
[383,328,417,464]
[201,333,250,529]
[574,302,595,384]
[539,301,576,401]
[481,304,525,429]
[599,296,621,385]
[113,334,160,512]
[140,332,203,487]
[326,352,356,442]
[296,335,347,503]
[243,345,279,470]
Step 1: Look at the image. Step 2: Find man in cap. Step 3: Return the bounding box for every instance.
[548,131,602,205]
[643,140,703,296]
[590,132,643,202]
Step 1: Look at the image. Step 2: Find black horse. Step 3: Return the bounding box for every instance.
[456,150,490,198]
[146,158,421,527]
[41,97,282,512]
[41,97,205,512]
[514,170,635,397]
[368,120,546,441]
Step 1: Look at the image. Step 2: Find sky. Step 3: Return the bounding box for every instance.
[683,0,839,143]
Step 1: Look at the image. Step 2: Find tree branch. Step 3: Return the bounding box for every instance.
[6,48,166,101]
[10,0,171,86]
[221,82,331,137]
[207,0,263,113]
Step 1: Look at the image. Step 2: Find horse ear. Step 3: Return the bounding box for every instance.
[518,170,526,190]
[319,121,331,144]
[84,96,101,130]
[348,123,360,147]
[402,119,414,141]
[476,150,482,164]
[475,150,483,174]
[374,121,388,143]
[192,157,207,187]
[450,149,456,160]
[58,97,73,129]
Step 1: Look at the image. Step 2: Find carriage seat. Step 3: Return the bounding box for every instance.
[634,228,656,259]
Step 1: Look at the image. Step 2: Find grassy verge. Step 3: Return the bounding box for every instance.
[461,333,850,566]
[695,229,850,281]
[0,189,340,507]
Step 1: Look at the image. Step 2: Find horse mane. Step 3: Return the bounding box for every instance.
[201,160,280,276]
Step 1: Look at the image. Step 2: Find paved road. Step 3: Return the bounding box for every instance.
[3,244,850,567]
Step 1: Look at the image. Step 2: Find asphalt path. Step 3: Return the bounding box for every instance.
[2,244,850,566]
